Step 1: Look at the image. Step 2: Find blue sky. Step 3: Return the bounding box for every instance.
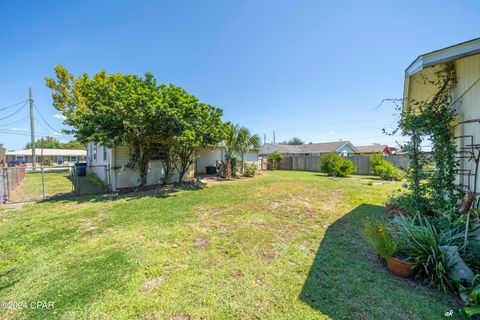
[0,0,479,150]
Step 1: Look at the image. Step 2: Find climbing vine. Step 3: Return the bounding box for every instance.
[392,63,460,213]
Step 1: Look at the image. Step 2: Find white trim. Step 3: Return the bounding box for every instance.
[405,38,480,76]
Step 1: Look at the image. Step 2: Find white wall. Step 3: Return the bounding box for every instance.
[196,147,223,174]
[112,146,194,189]
[86,142,112,185]
[195,147,259,173]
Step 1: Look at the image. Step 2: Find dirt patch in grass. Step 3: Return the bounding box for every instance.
[140,276,165,293]
[194,237,210,248]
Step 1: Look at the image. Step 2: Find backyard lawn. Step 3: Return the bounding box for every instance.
[0,171,461,319]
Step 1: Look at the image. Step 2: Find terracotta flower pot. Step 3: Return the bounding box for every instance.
[393,208,410,217]
[385,204,394,213]
[387,257,416,277]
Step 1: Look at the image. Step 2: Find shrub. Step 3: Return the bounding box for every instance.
[320,153,355,177]
[267,151,283,170]
[462,275,480,318]
[363,220,396,260]
[243,161,257,177]
[392,215,463,291]
[370,154,403,181]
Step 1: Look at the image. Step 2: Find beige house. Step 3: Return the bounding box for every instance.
[403,38,480,193]
[87,143,259,191]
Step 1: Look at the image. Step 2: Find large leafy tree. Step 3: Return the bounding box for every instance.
[46,65,224,186]
[160,84,225,183]
[287,137,303,145]
[25,136,61,149]
[25,137,85,150]
[46,65,163,186]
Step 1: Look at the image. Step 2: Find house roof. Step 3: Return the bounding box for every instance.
[405,38,480,76]
[355,145,389,153]
[260,141,357,155]
[6,148,86,157]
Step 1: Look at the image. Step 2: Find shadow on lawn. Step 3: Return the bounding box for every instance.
[299,204,461,320]
[43,182,205,204]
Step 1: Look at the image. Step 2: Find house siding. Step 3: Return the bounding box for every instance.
[453,53,480,192]
[112,146,194,189]
[195,147,258,174]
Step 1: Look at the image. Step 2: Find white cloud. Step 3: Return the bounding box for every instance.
[54,114,67,120]
[9,127,27,132]
[328,130,335,135]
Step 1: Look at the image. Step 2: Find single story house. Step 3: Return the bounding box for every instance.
[355,144,397,156]
[87,143,259,191]
[403,38,480,192]
[5,148,86,166]
[259,141,358,157]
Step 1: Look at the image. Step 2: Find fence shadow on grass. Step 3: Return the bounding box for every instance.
[299,204,461,319]
[43,181,206,204]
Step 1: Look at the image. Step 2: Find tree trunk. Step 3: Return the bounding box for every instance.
[225,159,232,179]
[139,156,149,187]
[241,153,245,174]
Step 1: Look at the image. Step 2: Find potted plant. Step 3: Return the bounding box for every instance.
[363,219,416,277]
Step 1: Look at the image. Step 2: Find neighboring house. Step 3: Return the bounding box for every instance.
[5,148,86,166]
[355,144,397,156]
[87,143,259,191]
[403,38,480,192]
[259,141,358,157]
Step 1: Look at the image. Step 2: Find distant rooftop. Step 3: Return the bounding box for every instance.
[355,145,389,153]
[260,141,356,155]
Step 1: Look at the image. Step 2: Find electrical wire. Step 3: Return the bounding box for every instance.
[0,99,29,111]
[0,115,30,129]
[0,102,27,121]
[33,102,64,134]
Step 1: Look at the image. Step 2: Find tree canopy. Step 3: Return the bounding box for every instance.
[46,65,225,186]
[25,137,84,150]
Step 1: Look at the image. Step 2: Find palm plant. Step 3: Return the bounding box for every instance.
[223,123,260,178]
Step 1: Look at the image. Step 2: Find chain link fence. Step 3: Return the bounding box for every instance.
[1,165,109,204]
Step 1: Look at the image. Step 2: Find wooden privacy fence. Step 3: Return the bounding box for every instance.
[1,166,26,203]
[275,154,410,175]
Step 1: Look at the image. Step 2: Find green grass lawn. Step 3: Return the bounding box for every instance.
[0,171,461,319]
[9,170,107,202]
[9,171,72,202]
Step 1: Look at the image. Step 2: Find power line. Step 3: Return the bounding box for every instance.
[0,115,30,129]
[273,117,395,132]
[33,102,64,134]
[0,99,29,111]
[0,129,73,141]
[0,102,27,121]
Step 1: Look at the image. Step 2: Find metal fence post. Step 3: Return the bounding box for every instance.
[41,166,45,199]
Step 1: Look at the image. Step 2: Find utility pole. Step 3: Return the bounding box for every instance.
[29,87,36,171]
[273,130,276,144]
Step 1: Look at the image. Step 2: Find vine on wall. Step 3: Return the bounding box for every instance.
[393,63,460,212]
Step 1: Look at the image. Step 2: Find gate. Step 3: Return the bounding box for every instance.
[1,165,109,204]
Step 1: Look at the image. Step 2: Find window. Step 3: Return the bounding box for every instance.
[93,144,97,161]
[103,147,107,161]
[15,155,25,161]
[70,156,78,162]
